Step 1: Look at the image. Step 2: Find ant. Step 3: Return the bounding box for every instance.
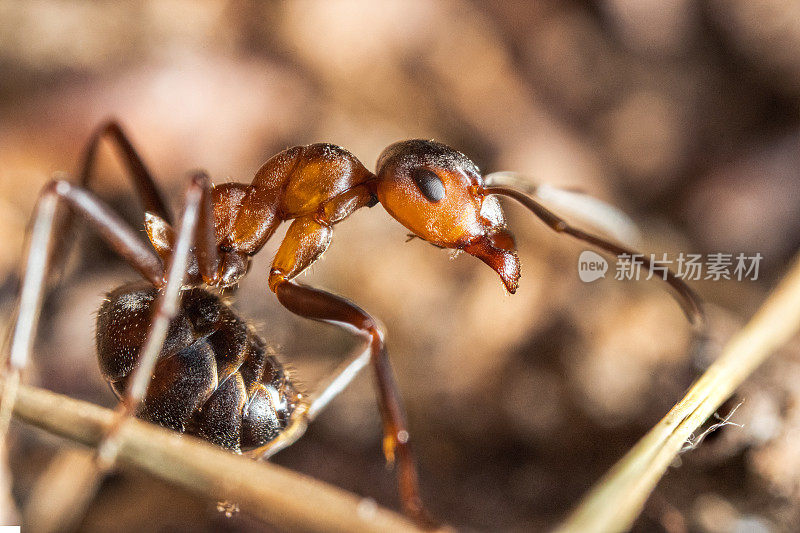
[0,120,703,526]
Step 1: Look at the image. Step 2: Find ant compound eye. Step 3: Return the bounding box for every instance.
[411,168,445,203]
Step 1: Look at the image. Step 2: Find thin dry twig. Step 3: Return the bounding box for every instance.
[22,448,103,532]
[557,251,800,533]
[9,384,429,533]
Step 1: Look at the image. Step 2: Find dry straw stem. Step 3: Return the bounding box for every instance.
[557,251,800,533]
[10,384,428,533]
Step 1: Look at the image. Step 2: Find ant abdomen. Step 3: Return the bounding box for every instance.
[96,283,300,452]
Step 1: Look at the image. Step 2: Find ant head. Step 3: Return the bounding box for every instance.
[375,140,520,292]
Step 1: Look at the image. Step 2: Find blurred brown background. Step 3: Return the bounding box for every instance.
[2,1,800,531]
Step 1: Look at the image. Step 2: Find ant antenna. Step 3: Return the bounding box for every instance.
[484,184,706,328]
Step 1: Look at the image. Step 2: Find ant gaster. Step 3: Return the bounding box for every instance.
[0,121,703,526]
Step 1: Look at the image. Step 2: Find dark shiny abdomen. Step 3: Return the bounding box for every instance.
[96,283,299,452]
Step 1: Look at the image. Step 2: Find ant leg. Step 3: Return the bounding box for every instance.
[307,343,371,421]
[262,217,431,524]
[2,174,206,529]
[274,281,431,524]
[485,185,705,328]
[246,342,371,460]
[95,174,206,467]
[0,180,165,444]
[192,171,220,282]
[48,121,173,274]
[78,120,172,222]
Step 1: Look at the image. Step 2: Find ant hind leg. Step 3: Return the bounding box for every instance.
[0,174,208,532]
[78,120,172,222]
[96,173,210,467]
[0,179,165,446]
[48,120,173,277]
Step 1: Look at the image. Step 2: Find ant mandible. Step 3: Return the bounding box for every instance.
[0,120,703,526]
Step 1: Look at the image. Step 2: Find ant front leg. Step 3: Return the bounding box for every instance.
[265,216,432,525]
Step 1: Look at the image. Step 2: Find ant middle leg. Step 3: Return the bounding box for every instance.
[263,216,431,524]
[247,333,371,460]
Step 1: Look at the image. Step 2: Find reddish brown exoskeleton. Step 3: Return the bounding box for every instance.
[0,121,703,525]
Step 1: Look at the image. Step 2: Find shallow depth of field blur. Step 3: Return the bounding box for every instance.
[2,1,800,531]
